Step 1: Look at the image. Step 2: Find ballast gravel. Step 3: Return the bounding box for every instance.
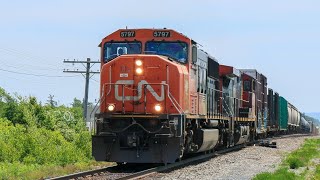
[144,135,317,180]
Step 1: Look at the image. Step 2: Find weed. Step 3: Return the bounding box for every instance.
[254,138,320,179]
[254,168,297,180]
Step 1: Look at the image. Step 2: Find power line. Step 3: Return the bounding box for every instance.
[91,78,99,83]
[0,48,100,73]
[63,58,101,122]
[1,76,69,86]
[0,68,79,77]
[0,61,63,72]
[0,48,85,71]
[0,47,60,68]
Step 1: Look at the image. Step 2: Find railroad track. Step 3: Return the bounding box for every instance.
[272,133,311,139]
[47,166,115,180]
[47,134,311,180]
[47,144,245,180]
[47,163,156,180]
[119,143,251,180]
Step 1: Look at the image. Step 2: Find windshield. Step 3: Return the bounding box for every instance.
[103,42,142,62]
[145,41,188,63]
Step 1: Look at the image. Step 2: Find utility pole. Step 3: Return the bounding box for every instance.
[63,58,100,121]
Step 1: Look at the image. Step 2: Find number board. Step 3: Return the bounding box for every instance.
[153,31,171,38]
[120,31,135,38]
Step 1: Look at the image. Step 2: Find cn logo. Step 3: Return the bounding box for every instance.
[114,80,166,101]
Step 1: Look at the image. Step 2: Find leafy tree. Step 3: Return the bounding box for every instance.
[0,87,92,174]
[72,98,83,108]
[47,94,57,107]
[0,87,13,118]
[4,100,24,125]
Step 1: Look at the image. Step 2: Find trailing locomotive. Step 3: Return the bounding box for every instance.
[92,28,313,164]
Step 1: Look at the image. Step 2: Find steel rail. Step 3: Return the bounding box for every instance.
[47,134,311,180]
[46,145,244,180]
[120,134,312,180]
[46,166,116,180]
[118,144,246,180]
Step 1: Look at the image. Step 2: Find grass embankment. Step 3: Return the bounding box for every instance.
[254,138,320,180]
[0,161,112,180]
[0,88,113,179]
[0,119,113,179]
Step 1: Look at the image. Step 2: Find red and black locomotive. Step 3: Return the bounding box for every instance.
[92,28,313,164]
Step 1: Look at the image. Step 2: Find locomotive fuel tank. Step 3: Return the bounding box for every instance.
[195,129,219,152]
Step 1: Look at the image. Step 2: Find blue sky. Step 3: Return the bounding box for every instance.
[0,0,319,112]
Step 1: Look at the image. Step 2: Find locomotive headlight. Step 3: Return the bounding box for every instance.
[154,104,161,112]
[107,104,115,111]
[136,67,143,74]
[135,60,143,66]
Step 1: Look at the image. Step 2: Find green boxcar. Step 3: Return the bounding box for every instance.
[279,96,288,130]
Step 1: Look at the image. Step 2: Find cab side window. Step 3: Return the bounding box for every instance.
[244,80,251,91]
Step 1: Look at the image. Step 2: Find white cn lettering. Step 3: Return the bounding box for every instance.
[115,80,166,101]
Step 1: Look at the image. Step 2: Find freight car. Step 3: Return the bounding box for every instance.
[92,28,311,164]
[267,90,310,134]
[310,121,319,135]
[300,116,311,133]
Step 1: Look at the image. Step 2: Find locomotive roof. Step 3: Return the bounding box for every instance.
[99,28,193,47]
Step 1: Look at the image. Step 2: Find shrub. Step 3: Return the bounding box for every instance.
[0,88,94,179]
[287,158,303,169]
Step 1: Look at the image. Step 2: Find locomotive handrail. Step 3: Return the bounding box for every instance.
[91,85,109,133]
[213,88,249,103]
[211,88,259,119]
[101,82,184,115]
[220,96,233,117]
[90,97,101,132]
[142,83,184,114]
[104,122,168,134]
[106,66,112,96]
[167,88,184,114]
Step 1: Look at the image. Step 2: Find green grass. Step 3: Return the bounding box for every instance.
[286,138,320,169]
[313,165,320,180]
[254,138,320,180]
[254,168,297,180]
[0,161,113,180]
